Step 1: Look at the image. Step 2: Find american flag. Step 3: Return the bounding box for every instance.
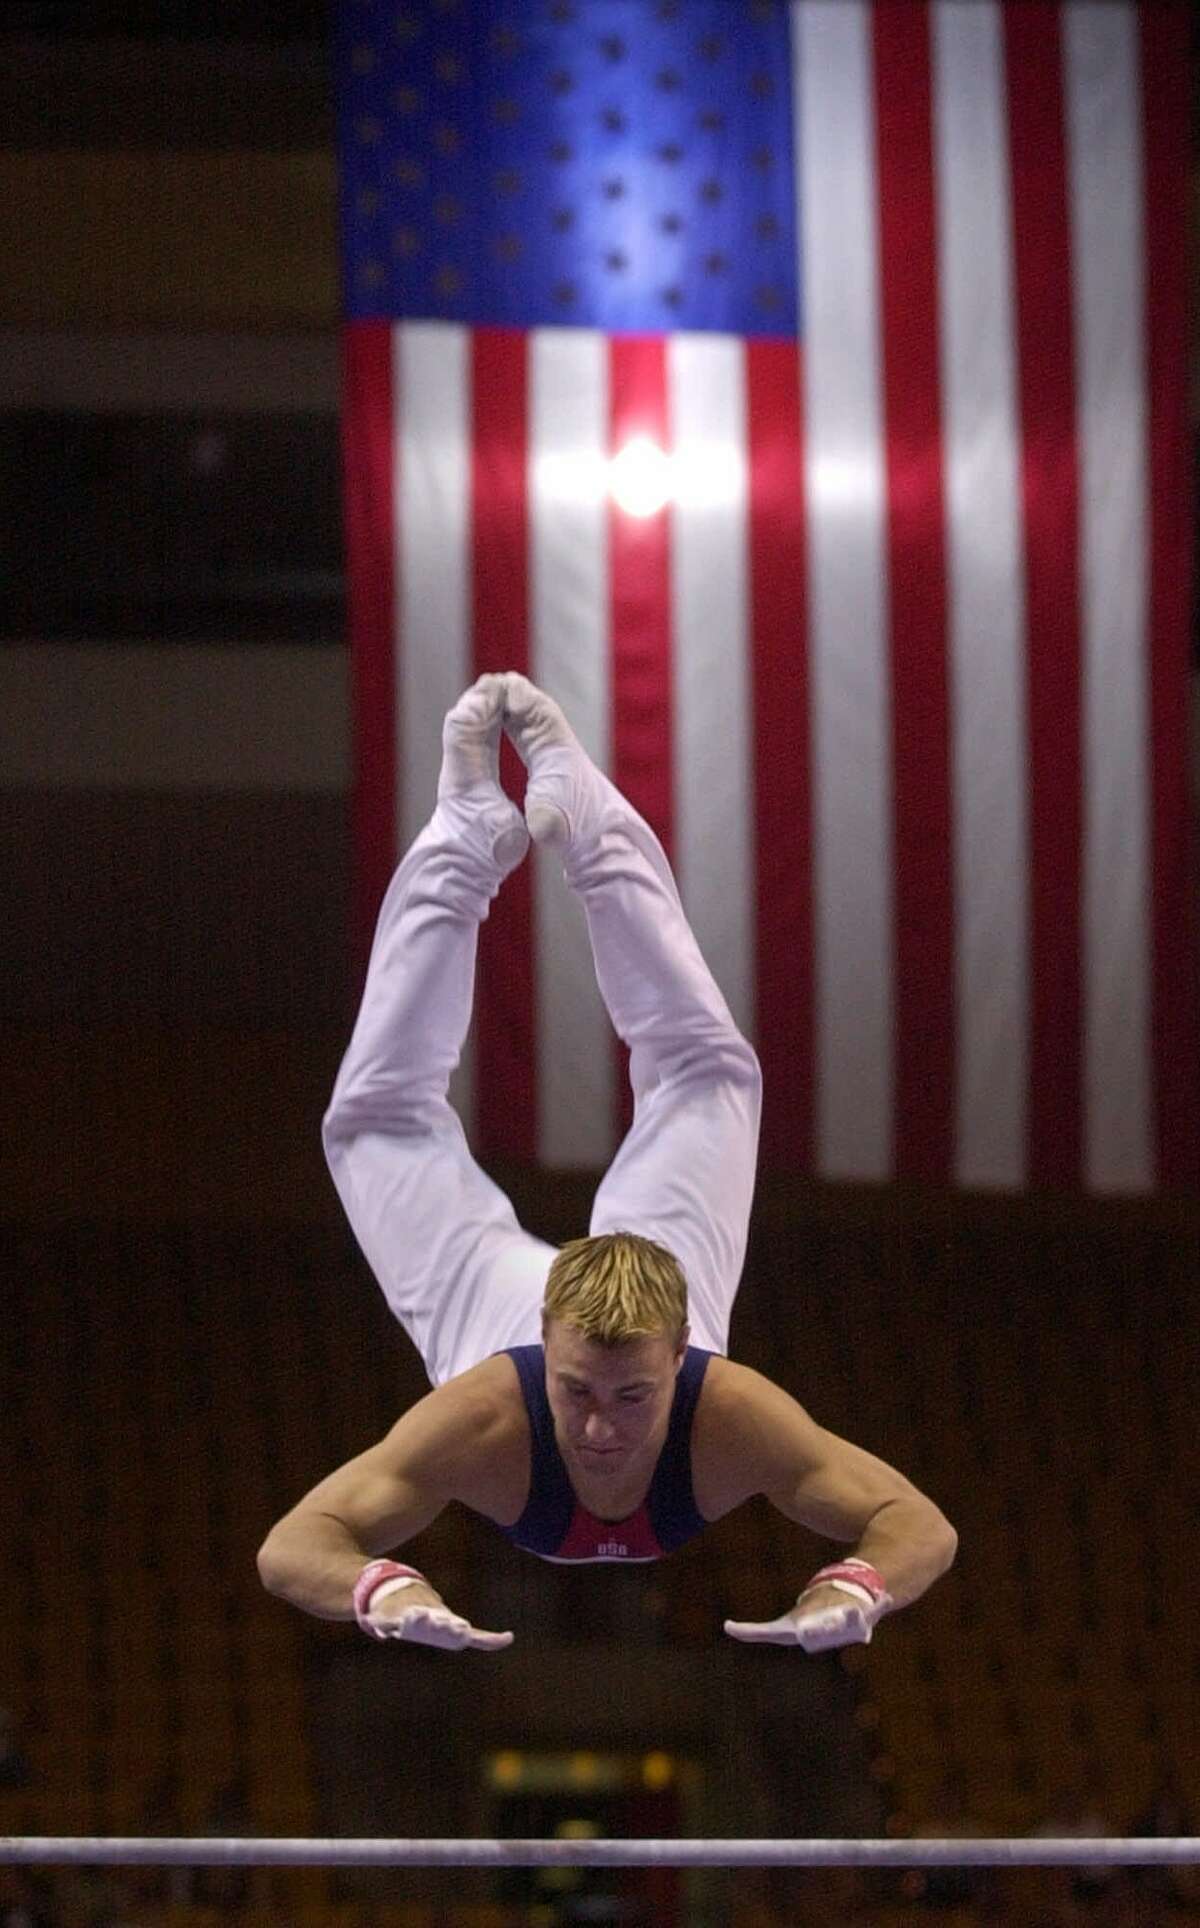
[334,0,1196,1194]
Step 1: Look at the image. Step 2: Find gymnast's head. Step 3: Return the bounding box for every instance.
[541,1232,690,1478]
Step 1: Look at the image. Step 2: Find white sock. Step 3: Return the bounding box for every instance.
[438,673,509,797]
[501,673,596,848]
[437,674,528,869]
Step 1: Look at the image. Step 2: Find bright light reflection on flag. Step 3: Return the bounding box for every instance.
[534,438,747,518]
[610,436,671,517]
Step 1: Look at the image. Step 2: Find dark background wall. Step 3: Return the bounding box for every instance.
[1,11,1199,1928]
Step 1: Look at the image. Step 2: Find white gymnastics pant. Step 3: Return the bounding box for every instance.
[322,782,762,1387]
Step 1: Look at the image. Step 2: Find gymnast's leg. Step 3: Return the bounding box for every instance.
[323,674,558,1386]
[502,675,762,1355]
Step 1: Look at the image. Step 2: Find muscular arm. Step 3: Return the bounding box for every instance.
[712,1362,957,1616]
[256,1371,502,1621]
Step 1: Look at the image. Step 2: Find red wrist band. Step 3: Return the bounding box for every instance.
[352,1559,425,1631]
[803,1559,889,1606]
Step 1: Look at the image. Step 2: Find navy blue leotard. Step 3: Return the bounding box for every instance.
[496,1344,713,1562]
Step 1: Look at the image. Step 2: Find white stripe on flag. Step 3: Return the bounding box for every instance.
[669,333,755,1039]
[396,322,478,1133]
[1065,2,1152,1192]
[529,327,615,1168]
[796,0,893,1180]
[933,0,1029,1189]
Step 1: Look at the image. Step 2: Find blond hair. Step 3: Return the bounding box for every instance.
[542,1231,687,1347]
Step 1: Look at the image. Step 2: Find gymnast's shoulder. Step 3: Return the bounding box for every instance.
[421,1353,530,1513]
[692,1356,817,1520]
[424,1351,527,1436]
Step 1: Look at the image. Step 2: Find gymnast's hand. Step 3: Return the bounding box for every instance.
[355,1562,514,1652]
[724,1582,881,1653]
[365,1580,513,1651]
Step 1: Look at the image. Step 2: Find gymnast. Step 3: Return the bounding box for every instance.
[258,674,957,1652]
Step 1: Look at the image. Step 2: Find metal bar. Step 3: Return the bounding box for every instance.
[1,1838,1199,1869]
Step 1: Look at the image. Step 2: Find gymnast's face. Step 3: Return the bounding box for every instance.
[542,1320,688,1484]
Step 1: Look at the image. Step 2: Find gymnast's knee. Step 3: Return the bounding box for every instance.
[673,1028,761,1094]
[321,1081,454,1151]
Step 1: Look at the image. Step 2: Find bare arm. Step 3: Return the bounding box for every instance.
[714,1364,956,1645]
[761,1407,956,1611]
[256,1435,448,1621]
[257,1372,504,1624]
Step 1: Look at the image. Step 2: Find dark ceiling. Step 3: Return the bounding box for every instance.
[3,1,330,37]
[2,1,1196,124]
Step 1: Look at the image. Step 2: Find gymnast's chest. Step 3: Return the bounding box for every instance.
[469,1416,654,1534]
[541,1495,665,1562]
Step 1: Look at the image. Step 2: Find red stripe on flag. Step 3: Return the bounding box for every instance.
[471,328,537,1164]
[608,337,674,1144]
[747,339,811,1174]
[341,321,398,986]
[874,0,954,1184]
[1140,1,1199,1190]
[1005,2,1083,1188]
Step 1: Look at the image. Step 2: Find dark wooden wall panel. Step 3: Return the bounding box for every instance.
[2,790,353,1026]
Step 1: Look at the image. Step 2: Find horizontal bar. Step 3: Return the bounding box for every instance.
[1,1838,1199,1870]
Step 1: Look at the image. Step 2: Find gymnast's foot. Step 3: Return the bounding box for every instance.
[501,673,611,851]
[438,674,529,871]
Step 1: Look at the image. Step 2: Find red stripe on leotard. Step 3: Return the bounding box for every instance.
[553,1501,664,1563]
